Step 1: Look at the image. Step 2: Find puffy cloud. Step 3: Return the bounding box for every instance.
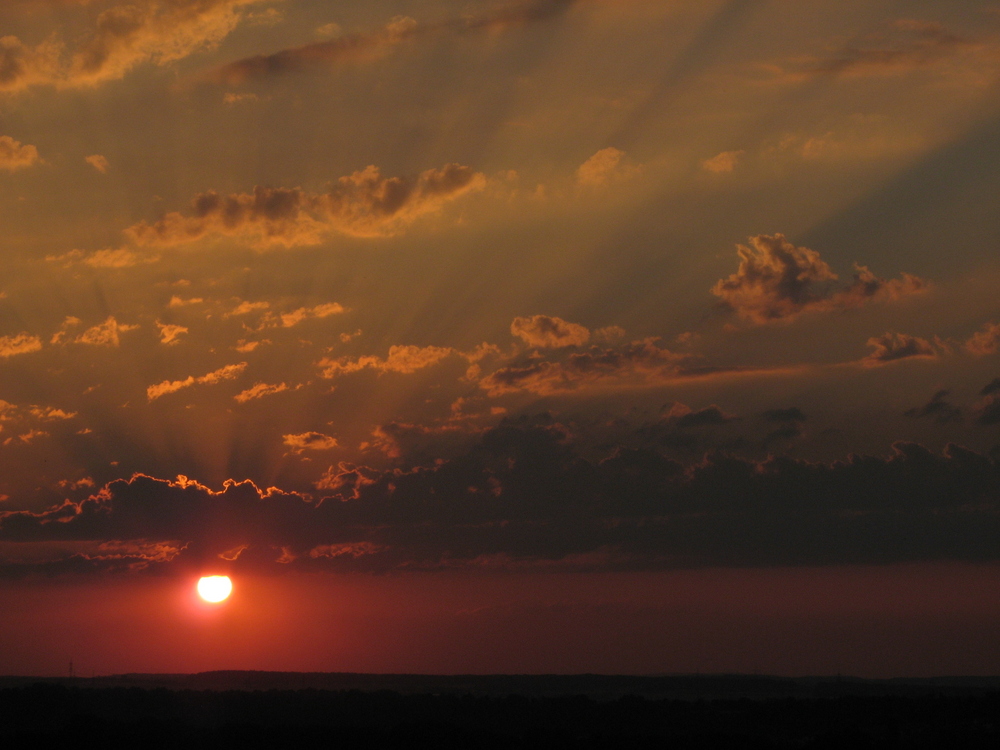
[0,34,62,94]
[480,339,685,396]
[0,135,40,171]
[575,147,638,186]
[672,404,737,429]
[701,150,743,174]
[156,322,188,345]
[168,295,204,307]
[146,362,247,400]
[712,234,926,324]
[85,154,109,173]
[125,164,486,247]
[904,390,961,424]
[511,315,590,348]
[29,406,77,421]
[234,381,288,403]
[862,332,937,366]
[2,0,272,92]
[283,432,339,453]
[318,344,458,379]
[0,333,42,358]
[965,322,1000,356]
[73,316,138,347]
[250,302,345,329]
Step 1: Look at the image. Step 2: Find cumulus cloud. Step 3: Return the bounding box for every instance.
[965,322,1000,356]
[234,381,288,403]
[85,154,109,173]
[701,150,744,174]
[125,163,486,248]
[862,331,937,366]
[73,316,138,347]
[283,432,338,453]
[510,315,590,348]
[318,344,458,379]
[0,333,42,358]
[2,0,273,92]
[0,135,41,171]
[146,362,247,400]
[712,234,926,324]
[254,302,345,329]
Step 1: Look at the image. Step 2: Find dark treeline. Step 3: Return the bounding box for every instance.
[2,682,1000,748]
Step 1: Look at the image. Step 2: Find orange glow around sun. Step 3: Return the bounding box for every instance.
[197,576,233,603]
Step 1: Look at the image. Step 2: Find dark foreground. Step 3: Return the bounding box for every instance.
[2,674,999,749]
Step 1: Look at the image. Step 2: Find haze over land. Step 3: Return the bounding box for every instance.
[3,0,1000,677]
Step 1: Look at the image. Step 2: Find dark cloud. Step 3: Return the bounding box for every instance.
[981,378,1000,397]
[763,407,807,423]
[904,390,962,424]
[975,396,1000,427]
[674,405,737,429]
[6,422,1000,575]
[804,20,970,79]
[209,0,579,86]
[711,234,925,324]
[862,331,937,366]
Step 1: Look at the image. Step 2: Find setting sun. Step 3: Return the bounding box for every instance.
[197,576,233,603]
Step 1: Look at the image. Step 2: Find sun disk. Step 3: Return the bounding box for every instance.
[197,575,233,603]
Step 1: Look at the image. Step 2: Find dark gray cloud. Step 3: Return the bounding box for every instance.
[5,420,1000,575]
[904,390,962,424]
[862,331,937,366]
[210,0,579,86]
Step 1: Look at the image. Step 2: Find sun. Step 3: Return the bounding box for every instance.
[197,575,233,603]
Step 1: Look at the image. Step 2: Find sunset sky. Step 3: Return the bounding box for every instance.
[4,0,1000,678]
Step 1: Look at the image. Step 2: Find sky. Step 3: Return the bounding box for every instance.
[3,0,1000,678]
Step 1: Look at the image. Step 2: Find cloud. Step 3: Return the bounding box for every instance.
[234,381,288,403]
[2,0,273,92]
[209,0,580,86]
[981,378,1000,397]
[283,432,338,453]
[0,333,42,358]
[672,404,737,428]
[712,234,926,324]
[965,322,1000,356]
[146,362,247,401]
[701,150,743,174]
[73,316,138,347]
[861,332,937,367]
[763,407,806,423]
[7,428,1000,573]
[29,406,77,421]
[156,322,188,345]
[510,315,590,348]
[262,302,345,329]
[125,163,486,247]
[480,339,686,396]
[209,15,420,86]
[766,19,974,83]
[85,154,109,173]
[904,390,962,423]
[575,147,638,186]
[0,135,40,171]
[46,247,158,268]
[318,344,458,379]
